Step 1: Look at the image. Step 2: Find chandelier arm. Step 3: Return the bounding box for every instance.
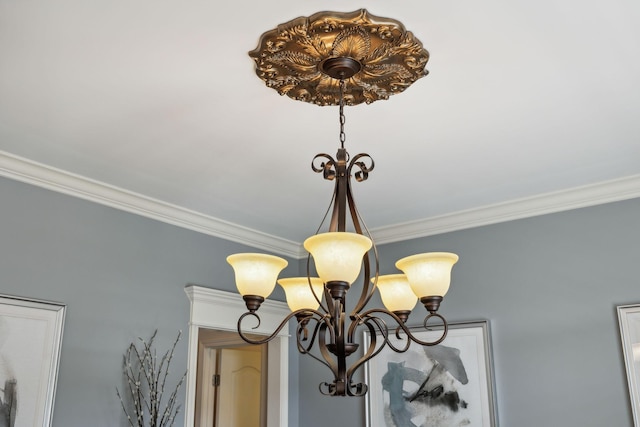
[295,318,311,349]
[317,322,340,383]
[385,328,414,353]
[357,308,449,347]
[306,254,330,315]
[309,153,345,316]
[343,322,379,397]
[296,319,335,375]
[237,308,328,345]
[421,312,449,346]
[347,312,385,347]
[310,157,338,235]
[313,298,360,396]
[324,286,335,321]
[296,315,327,354]
[330,148,350,232]
[337,309,349,396]
[311,152,339,235]
[344,318,385,384]
[329,177,343,232]
[369,315,414,353]
[347,314,412,362]
[302,347,333,373]
[333,298,342,340]
[343,169,380,314]
[345,314,429,397]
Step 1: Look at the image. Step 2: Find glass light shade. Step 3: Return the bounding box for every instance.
[226,253,288,298]
[375,274,418,312]
[395,252,459,298]
[303,232,372,285]
[277,277,324,312]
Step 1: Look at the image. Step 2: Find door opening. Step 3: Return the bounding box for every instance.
[194,329,267,427]
[184,286,289,427]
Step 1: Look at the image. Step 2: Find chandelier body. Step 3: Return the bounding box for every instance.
[227,10,459,397]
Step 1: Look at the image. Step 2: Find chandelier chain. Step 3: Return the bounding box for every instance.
[339,79,346,148]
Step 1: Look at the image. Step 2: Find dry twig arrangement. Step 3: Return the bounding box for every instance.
[116,330,186,427]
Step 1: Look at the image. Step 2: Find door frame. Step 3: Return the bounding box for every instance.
[195,345,218,427]
[184,285,289,427]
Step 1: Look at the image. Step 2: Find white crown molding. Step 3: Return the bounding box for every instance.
[371,174,640,245]
[2,150,639,258]
[0,150,301,257]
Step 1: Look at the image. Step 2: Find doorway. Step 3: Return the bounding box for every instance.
[184,285,289,427]
[194,329,267,427]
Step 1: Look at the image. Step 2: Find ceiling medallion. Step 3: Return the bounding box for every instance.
[249,9,430,106]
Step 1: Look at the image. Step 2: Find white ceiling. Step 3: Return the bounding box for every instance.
[1,0,639,257]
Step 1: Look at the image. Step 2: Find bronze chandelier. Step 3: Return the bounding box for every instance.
[227,9,459,397]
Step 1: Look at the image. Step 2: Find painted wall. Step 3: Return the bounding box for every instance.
[297,197,640,426]
[0,176,299,427]
[3,173,639,427]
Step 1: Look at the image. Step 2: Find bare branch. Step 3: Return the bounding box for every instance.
[117,330,186,427]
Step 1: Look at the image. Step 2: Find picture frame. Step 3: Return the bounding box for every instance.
[617,304,640,426]
[0,294,66,427]
[364,320,498,427]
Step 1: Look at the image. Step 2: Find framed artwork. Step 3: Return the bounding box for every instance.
[0,294,66,427]
[364,320,498,427]
[617,304,640,426]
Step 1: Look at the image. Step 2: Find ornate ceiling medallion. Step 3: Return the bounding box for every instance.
[249,9,430,106]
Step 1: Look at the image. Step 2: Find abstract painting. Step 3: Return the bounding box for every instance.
[0,295,66,427]
[618,304,640,427]
[365,321,497,427]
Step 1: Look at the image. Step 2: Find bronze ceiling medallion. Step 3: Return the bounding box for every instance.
[249,9,430,106]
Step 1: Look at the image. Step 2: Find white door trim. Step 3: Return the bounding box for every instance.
[184,285,290,427]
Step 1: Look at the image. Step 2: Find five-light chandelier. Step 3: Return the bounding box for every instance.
[226,9,459,397]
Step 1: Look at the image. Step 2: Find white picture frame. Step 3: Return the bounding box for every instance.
[364,320,498,427]
[0,294,66,427]
[617,304,640,426]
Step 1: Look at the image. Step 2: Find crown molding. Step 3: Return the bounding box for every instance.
[371,174,640,245]
[2,150,639,258]
[0,151,301,257]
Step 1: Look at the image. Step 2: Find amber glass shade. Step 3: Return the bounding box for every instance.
[277,277,324,312]
[303,232,372,285]
[395,252,459,298]
[375,274,418,312]
[226,253,288,298]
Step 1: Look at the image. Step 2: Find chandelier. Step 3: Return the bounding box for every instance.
[227,9,459,397]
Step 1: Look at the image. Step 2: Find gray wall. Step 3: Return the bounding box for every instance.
[0,176,299,426]
[298,197,640,426]
[3,173,640,427]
